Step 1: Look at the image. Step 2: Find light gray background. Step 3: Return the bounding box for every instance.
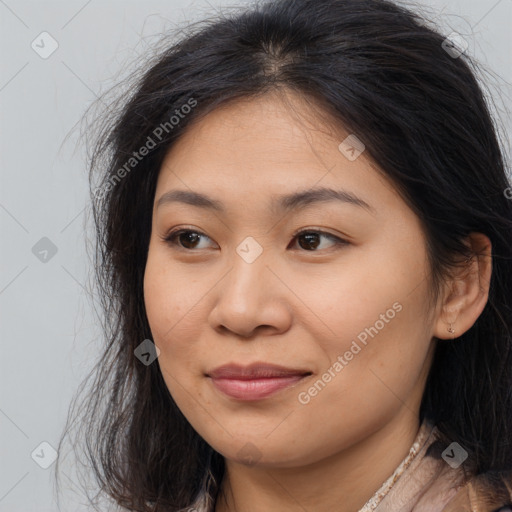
[1,0,511,511]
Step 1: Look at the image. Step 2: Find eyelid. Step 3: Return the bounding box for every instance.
[160,226,216,248]
[290,226,347,241]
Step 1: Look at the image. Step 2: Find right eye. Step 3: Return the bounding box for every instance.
[161,228,217,251]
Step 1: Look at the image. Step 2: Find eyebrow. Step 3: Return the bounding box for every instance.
[156,187,375,215]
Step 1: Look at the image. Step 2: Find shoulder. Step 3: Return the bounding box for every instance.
[441,469,512,512]
[395,423,512,512]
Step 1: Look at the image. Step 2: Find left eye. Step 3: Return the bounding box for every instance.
[162,228,348,252]
[289,230,347,251]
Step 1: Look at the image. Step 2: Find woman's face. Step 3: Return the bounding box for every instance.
[143,91,439,468]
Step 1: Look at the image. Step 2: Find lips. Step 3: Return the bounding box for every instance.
[206,362,312,401]
[207,362,312,380]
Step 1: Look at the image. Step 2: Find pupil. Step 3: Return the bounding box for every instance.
[299,233,320,250]
[182,232,200,248]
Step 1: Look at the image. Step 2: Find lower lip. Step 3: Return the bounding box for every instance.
[208,375,308,400]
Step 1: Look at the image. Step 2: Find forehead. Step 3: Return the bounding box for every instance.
[155,92,400,215]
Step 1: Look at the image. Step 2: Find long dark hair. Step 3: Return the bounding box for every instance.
[55,0,512,510]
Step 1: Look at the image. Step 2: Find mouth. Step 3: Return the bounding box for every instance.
[205,362,313,401]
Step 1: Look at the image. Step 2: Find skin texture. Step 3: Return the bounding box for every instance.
[143,90,492,512]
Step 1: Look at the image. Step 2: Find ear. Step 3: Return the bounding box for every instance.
[433,232,492,340]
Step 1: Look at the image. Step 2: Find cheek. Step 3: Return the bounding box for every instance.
[287,247,425,357]
[292,239,432,399]
[289,295,431,462]
[144,253,193,359]
[143,250,219,408]
[144,244,201,330]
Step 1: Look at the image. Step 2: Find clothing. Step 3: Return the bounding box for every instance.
[186,419,512,512]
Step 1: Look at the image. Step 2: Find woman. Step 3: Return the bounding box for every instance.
[56,0,512,510]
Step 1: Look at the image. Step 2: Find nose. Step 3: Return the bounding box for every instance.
[208,248,293,339]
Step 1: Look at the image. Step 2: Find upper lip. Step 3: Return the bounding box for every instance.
[206,362,312,380]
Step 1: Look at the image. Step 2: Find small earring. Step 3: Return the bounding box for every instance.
[447,323,455,334]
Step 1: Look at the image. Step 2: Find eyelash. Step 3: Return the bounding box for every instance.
[161,227,349,252]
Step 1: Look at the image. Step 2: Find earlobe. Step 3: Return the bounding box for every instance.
[433,233,492,340]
